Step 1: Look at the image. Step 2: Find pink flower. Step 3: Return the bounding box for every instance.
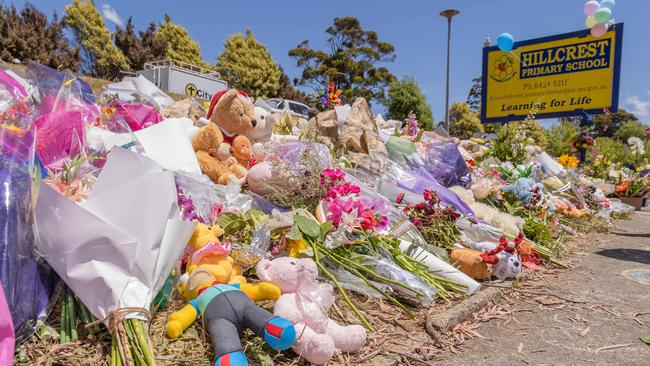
[325,197,356,226]
[321,168,345,182]
[324,182,361,201]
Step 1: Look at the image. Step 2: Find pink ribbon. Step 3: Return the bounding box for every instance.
[191,241,231,264]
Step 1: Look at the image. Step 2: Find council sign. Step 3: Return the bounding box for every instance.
[481,24,623,123]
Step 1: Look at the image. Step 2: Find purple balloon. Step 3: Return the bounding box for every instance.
[583,1,600,17]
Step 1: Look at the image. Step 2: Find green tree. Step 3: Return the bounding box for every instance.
[448,102,484,139]
[386,76,433,130]
[114,17,167,71]
[592,109,638,137]
[289,16,396,106]
[0,3,79,70]
[466,77,482,112]
[544,120,579,157]
[278,66,310,105]
[216,30,281,99]
[64,0,128,79]
[614,120,648,141]
[157,14,210,69]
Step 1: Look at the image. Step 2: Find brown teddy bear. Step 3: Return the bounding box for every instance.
[206,89,257,143]
[192,89,257,185]
[191,124,248,185]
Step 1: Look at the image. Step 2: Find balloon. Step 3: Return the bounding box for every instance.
[591,23,609,37]
[497,33,514,51]
[583,1,600,16]
[594,8,612,23]
[585,16,597,28]
[600,0,615,10]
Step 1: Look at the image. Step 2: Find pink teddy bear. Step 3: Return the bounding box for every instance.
[256,257,367,365]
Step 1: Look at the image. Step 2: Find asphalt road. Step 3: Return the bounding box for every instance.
[438,212,650,366]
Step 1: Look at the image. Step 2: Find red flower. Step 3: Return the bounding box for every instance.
[423,189,434,202]
[414,203,426,211]
[396,192,405,204]
[359,209,378,230]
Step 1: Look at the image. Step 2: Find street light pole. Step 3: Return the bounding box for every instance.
[440,9,459,133]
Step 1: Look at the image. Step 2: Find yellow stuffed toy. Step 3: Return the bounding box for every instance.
[182,223,280,302]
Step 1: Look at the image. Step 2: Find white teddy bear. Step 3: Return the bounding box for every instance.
[256,257,367,365]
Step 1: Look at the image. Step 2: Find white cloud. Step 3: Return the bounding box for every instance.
[101,4,123,27]
[624,94,650,117]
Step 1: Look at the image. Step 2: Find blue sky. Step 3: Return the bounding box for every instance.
[9,0,650,125]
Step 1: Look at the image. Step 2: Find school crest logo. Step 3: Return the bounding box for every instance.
[490,54,516,82]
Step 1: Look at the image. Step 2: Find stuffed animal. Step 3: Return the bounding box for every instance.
[479,233,524,280]
[256,257,367,365]
[449,248,491,280]
[185,223,280,301]
[167,266,295,366]
[207,89,257,143]
[246,161,273,196]
[450,186,523,237]
[192,123,247,185]
[231,135,253,168]
[247,106,276,143]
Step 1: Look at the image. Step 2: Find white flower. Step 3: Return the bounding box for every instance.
[628,137,645,155]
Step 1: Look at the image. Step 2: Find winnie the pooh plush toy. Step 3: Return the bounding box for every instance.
[184,223,280,301]
[167,224,292,366]
[256,257,367,365]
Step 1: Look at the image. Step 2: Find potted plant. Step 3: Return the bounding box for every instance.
[615,174,649,210]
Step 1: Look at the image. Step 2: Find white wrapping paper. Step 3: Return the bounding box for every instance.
[35,148,196,321]
[399,240,481,295]
[133,118,201,174]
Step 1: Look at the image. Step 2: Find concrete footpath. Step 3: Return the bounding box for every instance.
[437,212,650,366]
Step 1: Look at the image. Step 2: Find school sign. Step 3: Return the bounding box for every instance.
[481,24,623,123]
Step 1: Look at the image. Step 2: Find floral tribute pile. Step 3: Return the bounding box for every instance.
[0,62,645,366]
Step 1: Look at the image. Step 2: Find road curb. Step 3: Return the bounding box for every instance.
[425,284,506,341]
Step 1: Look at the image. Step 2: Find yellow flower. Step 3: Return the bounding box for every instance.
[287,239,308,257]
[557,154,578,168]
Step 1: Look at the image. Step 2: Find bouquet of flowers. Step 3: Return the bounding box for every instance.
[320,81,342,110]
[400,190,462,250]
[615,173,649,198]
[501,177,545,208]
[0,69,57,340]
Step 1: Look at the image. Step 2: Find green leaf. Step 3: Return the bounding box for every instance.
[319,221,333,241]
[288,225,303,241]
[243,209,268,227]
[424,244,449,261]
[217,212,246,233]
[293,214,320,238]
[641,335,650,345]
[249,348,274,366]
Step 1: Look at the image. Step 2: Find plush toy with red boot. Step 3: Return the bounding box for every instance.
[479,232,524,280]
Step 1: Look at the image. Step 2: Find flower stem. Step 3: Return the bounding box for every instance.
[311,241,373,331]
